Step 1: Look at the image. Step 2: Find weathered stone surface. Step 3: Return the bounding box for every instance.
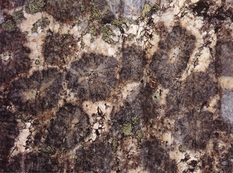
[0,0,233,172]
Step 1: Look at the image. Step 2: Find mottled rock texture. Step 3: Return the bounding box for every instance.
[0,0,233,172]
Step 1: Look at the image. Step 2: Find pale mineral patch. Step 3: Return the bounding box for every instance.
[11,122,31,156]
[219,76,233,90]
[194,47,212,72]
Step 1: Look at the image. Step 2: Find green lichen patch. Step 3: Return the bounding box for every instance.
[76,19,82,26]
[128,18,138,25]
[23,31,29,36]
[100,26,117,44]
[1,19,16,32]
[90,5,102,20]
[179,145,186,153]
[90,37,95,43]
[13,10,25,22]
[115,157,120,165]
[88,26,97,36]
[35,59,40,65]
[100,26,115,36]
[33,119,39,126]
[25,0,46,14]
[15,114,23,119]
[122,123,133,136]
[102,36,116,44]
[31,17,50,33]
[131,116,139,125]
[142,4,152,17]
[81,30,88,37]
[111,19,128,30]
[41,146,55,154]
[31,26,37,33]
[128,33,136,41]
[80,3,85,12]
[153,3,161,10]
[80,40,85,49]
[112,140,118,151]
[136,129,143,140]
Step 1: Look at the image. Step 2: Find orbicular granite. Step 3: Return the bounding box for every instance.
[0,0,233,172]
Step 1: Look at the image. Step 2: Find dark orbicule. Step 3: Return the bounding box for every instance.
[25,0,46,14]
[112,98,142,125]
[182,111,214,150]
[165,70,218,116]
[0,105,19,172]
[6,154,22,172]
[0,0,25,10]
[46,0,82,23]
[24,153,59,172]
[216,41,233,76]
[75,140,113,172]
[7,152,62,172]
[177,111,230,150]
[0,31,31,85]
[191,0,209,18]
[165,26,196,56]
[142,137,177,173]
[45,104,90,149]
[8,152,60,172]
[164,81,183,116]
[199,154,214,172]
[66,53,118,101]
[120,46,146,82]
[150,25,196,88]
[191,0,233,21]
[140,84,160,122]
[46,0,113,23]
[111,97,143,136]
[43,32,77,66]
[183,72,218,107]
[111,84,158,138]
[8,68,62,115]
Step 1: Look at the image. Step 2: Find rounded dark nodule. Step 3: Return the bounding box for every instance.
[150,25,196,88]
[7,68,62,115]
[45,104,90,150]
[66,53,118,102]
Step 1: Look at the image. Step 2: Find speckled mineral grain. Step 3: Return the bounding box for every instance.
[0,0,233,172]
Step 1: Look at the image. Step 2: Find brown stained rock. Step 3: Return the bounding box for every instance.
[0,105,19,172]
[8,68,62,115]
[43,32,77,67]
[0,31,31,85]
[75,140,113,172]
[142,137,177,173]
[1,1,233,172]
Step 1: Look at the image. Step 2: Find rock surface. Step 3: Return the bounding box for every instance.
[0,0,233,172]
